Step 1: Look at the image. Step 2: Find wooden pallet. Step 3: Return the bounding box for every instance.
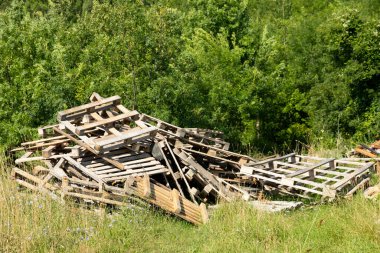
[240,154,374,199]
[57,95,156,154]
[12,167,208,225]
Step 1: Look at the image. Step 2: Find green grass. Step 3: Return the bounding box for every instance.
[1,159,380,252]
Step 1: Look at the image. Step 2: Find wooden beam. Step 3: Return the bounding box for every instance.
[42,145,56,158]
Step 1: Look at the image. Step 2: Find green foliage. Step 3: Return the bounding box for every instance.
[0,0,379,152]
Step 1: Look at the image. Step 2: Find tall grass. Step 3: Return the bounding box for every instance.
[1,155,379,252]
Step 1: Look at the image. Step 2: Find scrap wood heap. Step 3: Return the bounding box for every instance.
[354,140,380,159]
[10,93,378,225]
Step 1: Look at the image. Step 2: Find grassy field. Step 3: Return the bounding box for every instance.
[1,158,379,252]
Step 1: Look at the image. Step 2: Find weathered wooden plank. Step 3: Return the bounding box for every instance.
[93,157,156,174]
[75,111,139,135]
[93,126,156,149]
[99,163,164,178]
[50,158,68,180]
[153,142,185,197]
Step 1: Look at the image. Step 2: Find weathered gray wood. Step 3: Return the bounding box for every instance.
[331,162,374,190]
[103,167,168,182]
[63,156,104,183]
[94,127,156,150]
[286,158,335,178]
[42,145,56,158]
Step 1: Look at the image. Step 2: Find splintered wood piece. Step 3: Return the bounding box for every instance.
[50,158,68,179]
[178,150,221,188]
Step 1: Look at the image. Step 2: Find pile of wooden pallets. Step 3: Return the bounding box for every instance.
[11,93,378,224]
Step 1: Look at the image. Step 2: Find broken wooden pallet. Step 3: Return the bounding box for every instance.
[240,154,375,199]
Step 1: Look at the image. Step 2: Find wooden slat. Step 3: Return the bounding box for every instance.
[331,162,374,190]
[94,126,156,149]
[75,111,139,135]
[286,159,335,178]
[102,166,167,181]
[63,156,104,183]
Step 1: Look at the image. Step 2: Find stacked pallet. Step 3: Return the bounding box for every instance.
[11,93,377,224]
